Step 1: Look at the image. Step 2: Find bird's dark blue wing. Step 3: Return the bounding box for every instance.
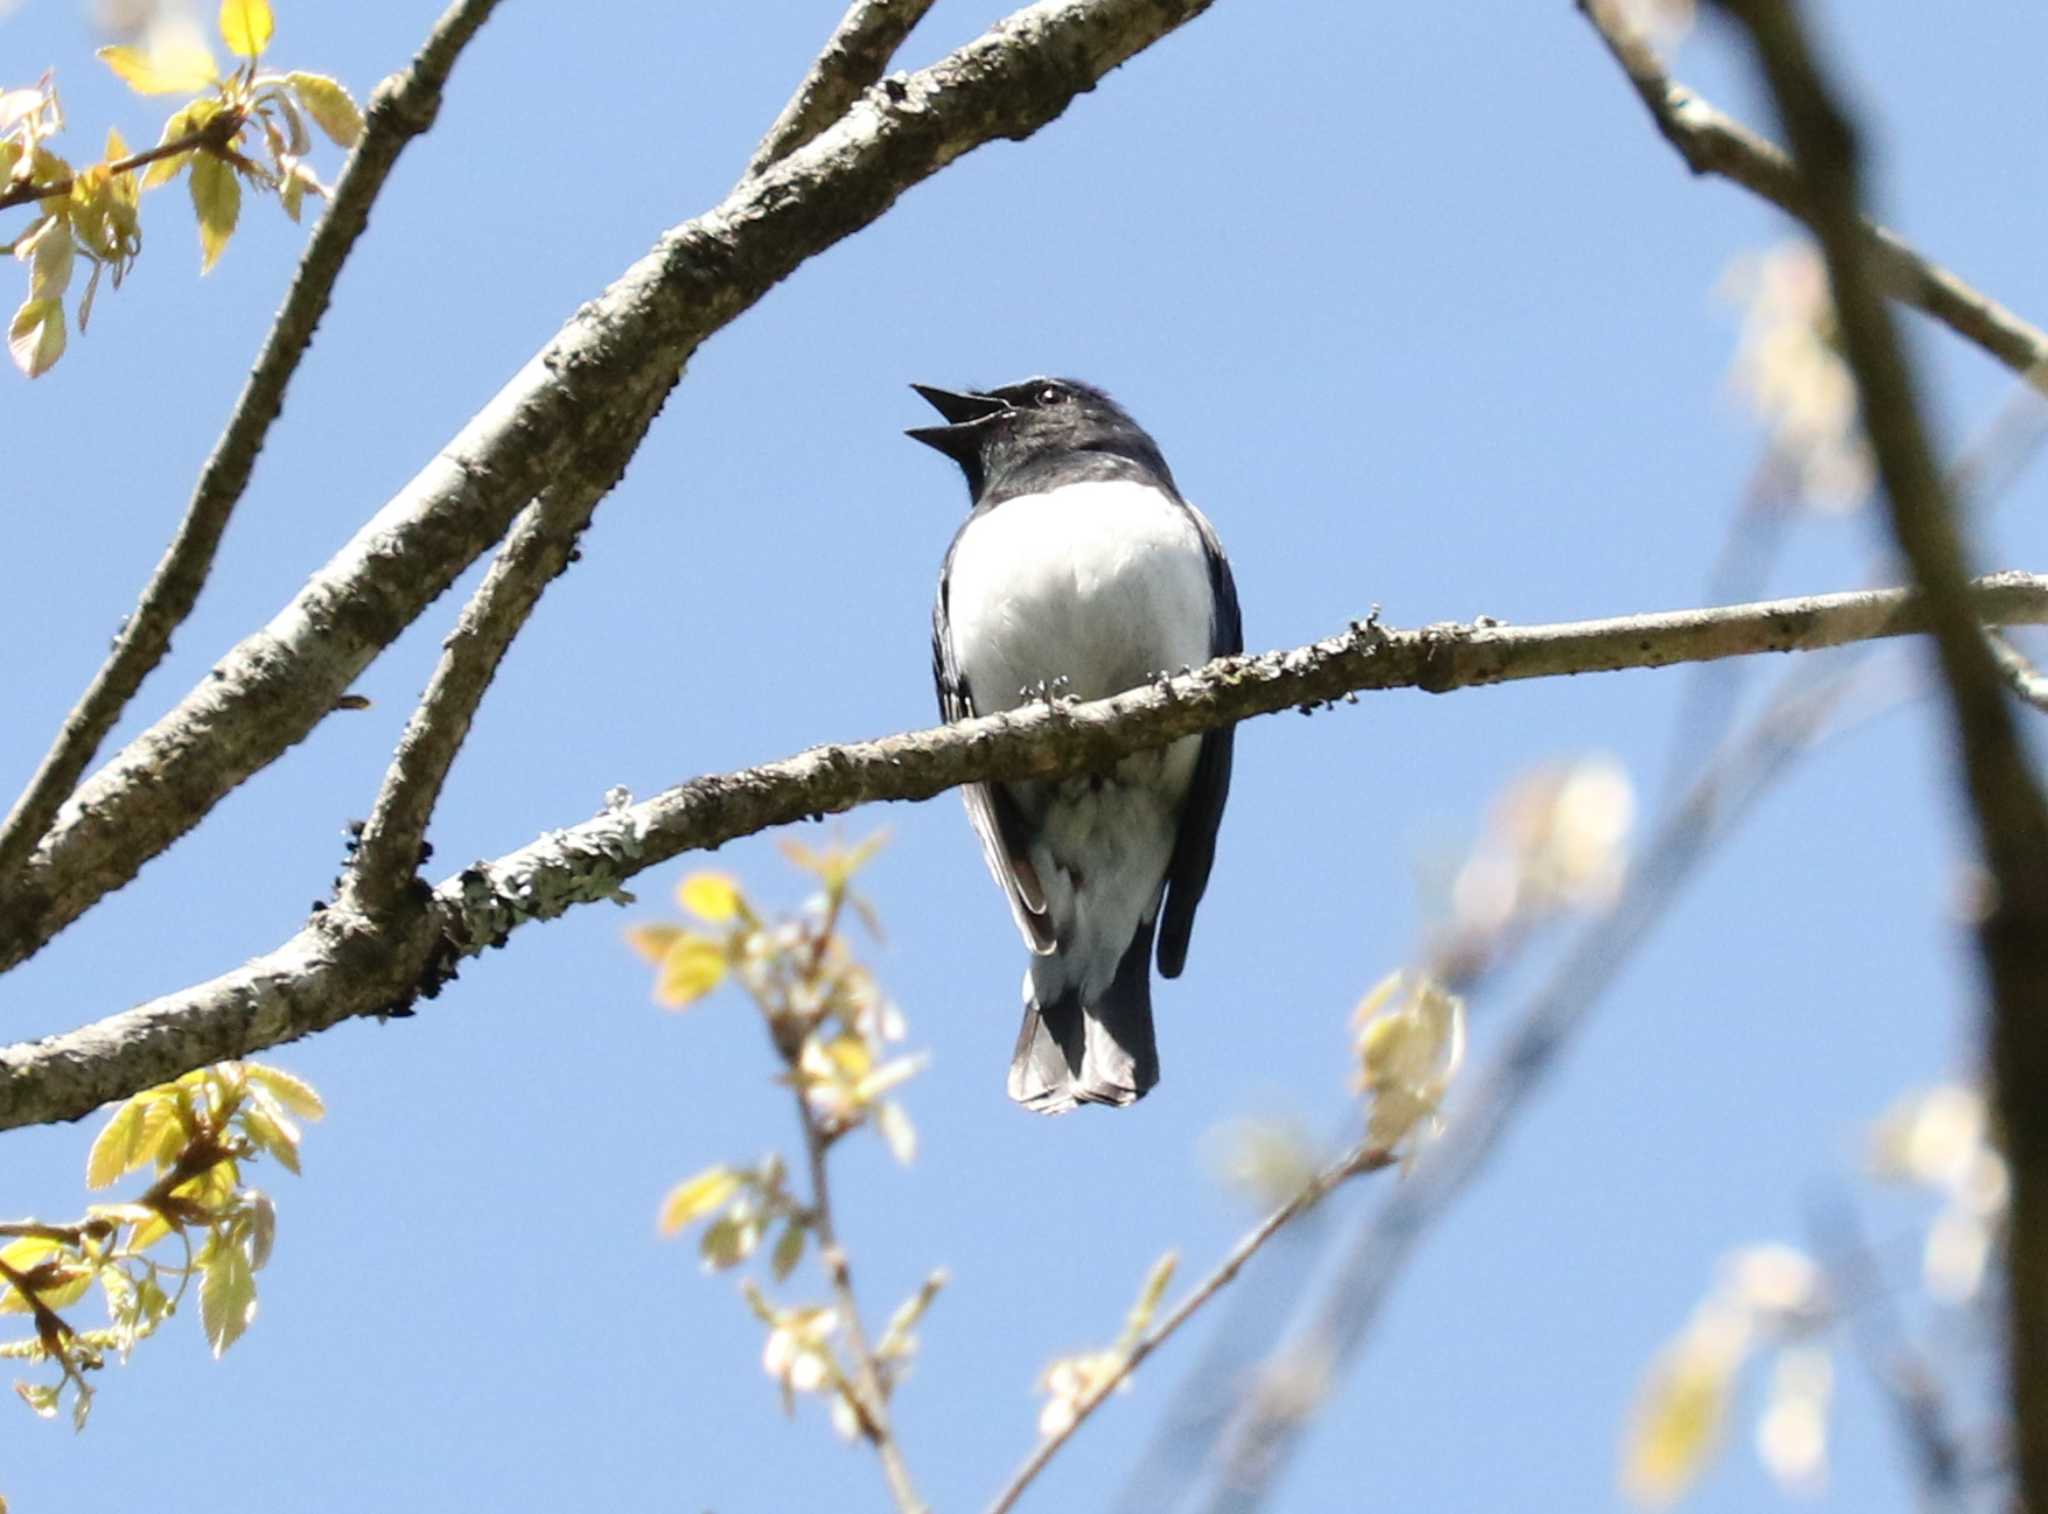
[933,535,1056,954]
[1156,501,1240,979]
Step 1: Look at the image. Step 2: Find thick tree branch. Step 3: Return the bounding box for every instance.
[0,0,1222,980]
[1712,4,2048,1508]
[1577,0,2048,379]
[0,0,504,903]
[3,576,2047,1131]
[743,0,940,182]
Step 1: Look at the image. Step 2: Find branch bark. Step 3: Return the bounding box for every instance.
[0,0,1223,978]
[742,0,940,182]
[4,575,2047,1132]
[1577,0,2048,379]
[0,0,505,903]
[1711,4,2048,1510]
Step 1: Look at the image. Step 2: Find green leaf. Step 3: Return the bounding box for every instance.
[248,1192,277,1271]
[623,922,684,966]
[218,0,274,59]
[699,1213,758,1272]
[241,1102,301,1174]
[188,153,239,273]
[14,1380,60,1419]
[26,220,74,304]
[198,1236,256,1356]
[8,298,64,379]
[658,1166,740,1235]
[286,72,363,148]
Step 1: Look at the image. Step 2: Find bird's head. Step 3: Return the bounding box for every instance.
[906,377,1169,501]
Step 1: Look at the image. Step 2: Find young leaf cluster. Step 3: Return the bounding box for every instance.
[1,0,361,376]
[0,1059,324,1432]
[629,837,940,1460]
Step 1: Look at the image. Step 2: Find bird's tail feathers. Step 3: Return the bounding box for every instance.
[1007,921,1159,1114]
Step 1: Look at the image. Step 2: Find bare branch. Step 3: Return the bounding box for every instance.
[743,0,939,182]
[1989,633,2048,714]
[984,1143,1395,1514]
[1711,3,2048,1507]
[343,485,600,915]
[0,0,1223,977]
[1,578,2044,1131]
[0,0,505,904]
[1577,0,2048,379]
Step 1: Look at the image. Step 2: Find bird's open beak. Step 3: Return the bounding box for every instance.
[906,384,1008,462]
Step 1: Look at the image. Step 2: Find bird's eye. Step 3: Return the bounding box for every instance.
[1035,385,1061,407]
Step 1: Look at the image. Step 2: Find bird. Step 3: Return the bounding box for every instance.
[909,377,1241,1113]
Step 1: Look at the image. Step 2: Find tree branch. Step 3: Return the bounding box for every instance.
[0,0,505,905]
[2,576,2046,1130]
[983,1141,1394,1514]
[1710,4,2048,1509]
[0,0,1222,980]
[1576,0,2048,379]
[742,0,939,182]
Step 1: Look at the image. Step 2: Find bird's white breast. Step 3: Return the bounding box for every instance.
[947,479,1215,713]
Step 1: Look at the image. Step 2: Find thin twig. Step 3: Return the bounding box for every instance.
[0,0,505,905]
[5,580,2048,1131]
[1195,665,1894,1511]
[742,0,939,182]
[0,113,245,212]
[1576,0,2048,380]
[1988,633,2048,714]
[1712,5,2048,1509]
[983,1142,1395,1514]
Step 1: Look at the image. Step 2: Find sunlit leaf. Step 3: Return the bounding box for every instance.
[875,1100,916,1165]
[655,935,727,1009]
[700,1213,758,1271]
[770,1218,806,1281]
[14,1380,59,1419]
[248,1193,277,1271]
[1126,1251,1177,1338]
[96,43,216,95]
[624,923,684,966]
[7,297,64,378]
[658,1166,741,1235]
[218,0,274,58]
[244,1063,325,1121]
[85,1097,149,1190]
[188,152,239,273]
[199,1237,256,1356]
[678,873,743,924]
[286,72,363,148]
[241,1102,301,1174]
[1621,1337,1736,1506]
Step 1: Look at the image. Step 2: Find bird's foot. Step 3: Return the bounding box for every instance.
[1022,675,1074,710]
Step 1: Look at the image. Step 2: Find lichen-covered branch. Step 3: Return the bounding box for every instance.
[3,574,2046,1133]
[0,0,1222,978]
[1577,0,2048,379]
[1711,4,2048,1508]
[0,0,506,903]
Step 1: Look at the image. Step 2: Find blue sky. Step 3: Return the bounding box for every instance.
[3,1,2042,1510]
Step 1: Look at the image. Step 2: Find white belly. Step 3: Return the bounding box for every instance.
[946,478,1216,711]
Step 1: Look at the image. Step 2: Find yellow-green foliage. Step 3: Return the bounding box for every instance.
[2,0,361,376]
[1,1059,323,1431]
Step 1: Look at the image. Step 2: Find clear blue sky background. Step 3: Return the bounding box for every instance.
[3,1,2043,1510]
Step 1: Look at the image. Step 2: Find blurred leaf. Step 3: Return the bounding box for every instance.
[14,1380,59,1419]
[875,1101,916,1165]
[878,1269,947,1358]
[8,298,64,378]
[286,72,363,148]
[218,0,274,58]
[188,152,239,273]
[96,44,216,94]
[1622,1339,1736,1506]
[248,1192,277,1271]
[624,923,684,966]
[700,1213,758,1271]
[1126,1251,1177,1339]
[770,1218,806,1282]
[199,1237,256,1356]
[26,220,73,304]
[655,936,727,1009]
[678,873,743,924]
[659,1166,741,1235]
